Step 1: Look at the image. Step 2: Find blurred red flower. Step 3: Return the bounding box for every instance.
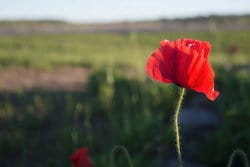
[146,38,219,101]
[70,147,93,167]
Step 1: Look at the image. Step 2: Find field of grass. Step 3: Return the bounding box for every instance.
[0,30,249,167]
[0,31,249,71]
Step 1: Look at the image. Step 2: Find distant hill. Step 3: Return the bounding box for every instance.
[159,14,250,22]
[0,14,250,34]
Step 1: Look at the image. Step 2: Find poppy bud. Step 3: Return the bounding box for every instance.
[70,147,93,167]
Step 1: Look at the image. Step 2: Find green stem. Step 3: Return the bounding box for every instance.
[174,88,186,167]
[110,145,133,167]
[227,149,250,167]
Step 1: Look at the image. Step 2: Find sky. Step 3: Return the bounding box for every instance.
[0,0,250,23]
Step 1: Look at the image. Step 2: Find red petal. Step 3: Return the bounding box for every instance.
[182,38,211,59]
[146,41,174,83]
[146,38,219,101]
[189,61,219,101]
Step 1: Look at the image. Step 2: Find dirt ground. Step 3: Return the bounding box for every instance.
[0,66,92,92]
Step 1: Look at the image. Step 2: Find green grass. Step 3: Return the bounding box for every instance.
[0,31,249,71]
[0,31,250,167]
[0,67,249,167]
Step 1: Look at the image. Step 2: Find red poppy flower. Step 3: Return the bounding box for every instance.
[70,147,93,167]
[146,38,219,101]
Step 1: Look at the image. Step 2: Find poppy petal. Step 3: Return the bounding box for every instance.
[190,61,219,101]
[146,38,219,101]
[146,47,173,83]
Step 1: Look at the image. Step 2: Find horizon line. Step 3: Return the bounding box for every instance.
[0,12,250,24]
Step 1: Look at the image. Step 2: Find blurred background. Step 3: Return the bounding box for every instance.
[0,0,250,167]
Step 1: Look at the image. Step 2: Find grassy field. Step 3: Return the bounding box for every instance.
[0,30,249,167]
[0,31,249,71]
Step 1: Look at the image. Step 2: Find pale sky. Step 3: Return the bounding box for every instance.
[0,0,250,23]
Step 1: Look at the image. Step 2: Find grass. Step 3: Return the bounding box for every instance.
[0,67,249,167]
[0,30,249,167]
[0,31,249,71]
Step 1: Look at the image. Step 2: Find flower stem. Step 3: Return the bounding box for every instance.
[174,88,186,167]
[110,145,133,167]
[227,149,250,167]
